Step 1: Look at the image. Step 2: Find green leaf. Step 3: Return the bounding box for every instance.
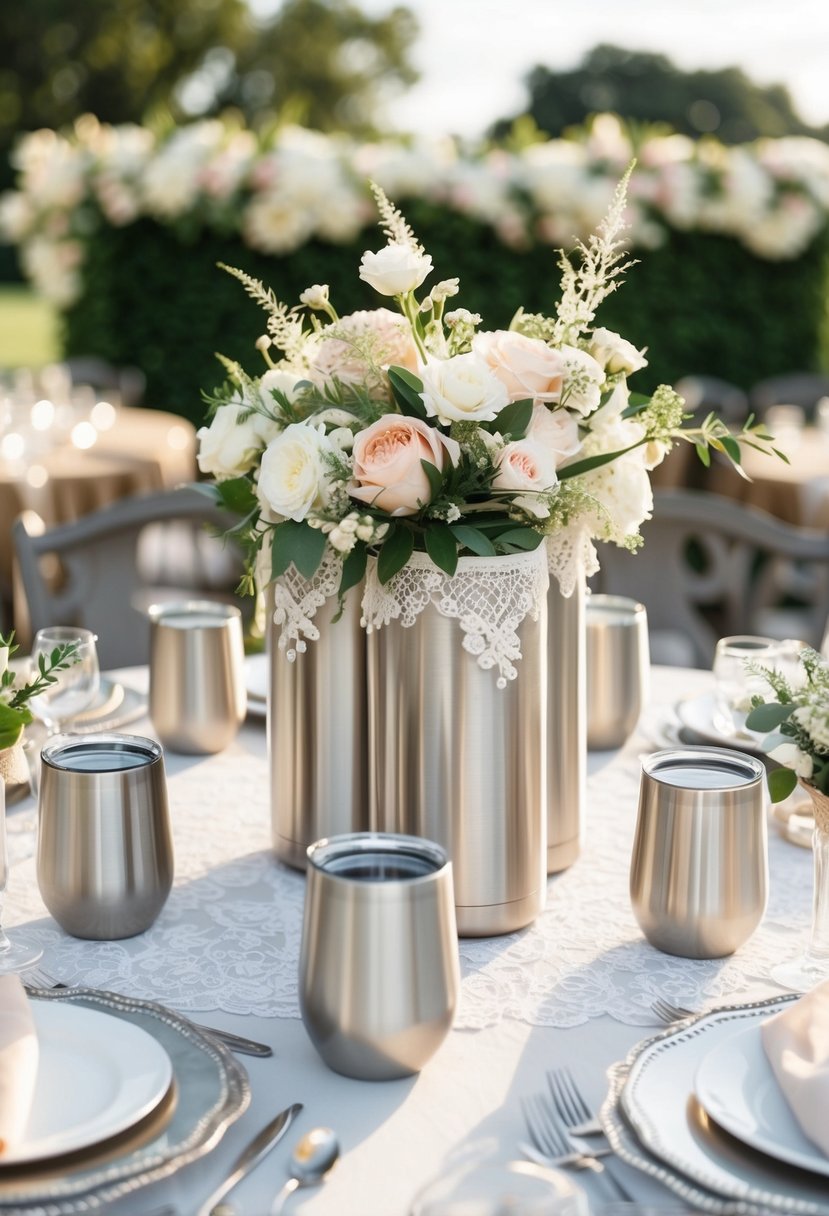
[339,543,368,597]
[271,520,327,581]
[772,448,791,464]
[494,528,544,551]
[420,459,444,501]
[377,526,414,584]
[720,436,741,464]
[558,443,643,480]
[621,392,651,418]
[216,476,258,515]
[0,701,27,750]
[449,524,497,557]
[744,702,795,732]
[388,366,428,421]
[492,397,533,439]
[695,442,711,467]
[425,524,459,576]
[768,766,798,803]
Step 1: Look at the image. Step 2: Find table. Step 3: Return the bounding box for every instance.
[5,666,814,1216]
[0,406,196,616]
[706,426,829,527]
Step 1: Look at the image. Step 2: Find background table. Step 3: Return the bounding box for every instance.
[707,425,829,527]
[6,665,815,1215]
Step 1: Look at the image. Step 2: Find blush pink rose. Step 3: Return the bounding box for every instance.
[492,436,559,519]
[350,415,460,516]
[472,330,566,403]
[528,403,582,464]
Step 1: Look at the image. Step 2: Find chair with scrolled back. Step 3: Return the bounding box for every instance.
[12,487,245,669]
[594,489,829,668]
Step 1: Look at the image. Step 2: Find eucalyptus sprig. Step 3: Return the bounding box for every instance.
[0,631,80,749]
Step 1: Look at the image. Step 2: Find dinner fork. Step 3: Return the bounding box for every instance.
[25,967,273,1058]
[545,1068,633,1201]
[521,1092,626,1197]
[651,997,696,1024]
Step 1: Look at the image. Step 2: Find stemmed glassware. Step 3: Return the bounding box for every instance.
[0,782,42,971]
[28,627,100,735]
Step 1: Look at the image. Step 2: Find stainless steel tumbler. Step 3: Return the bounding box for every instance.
[37,733,174,940]
[586,594,649,750]
[269,585,369,871]
[148,600,245,754]
[368,554,547,937]
[300,833,459,1080]
[630,747,768,958]
[547,578,585,873]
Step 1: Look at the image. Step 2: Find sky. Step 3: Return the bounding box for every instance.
[356,0,829,137]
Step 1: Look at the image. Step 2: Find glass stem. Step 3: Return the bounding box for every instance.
[807,822,829,964]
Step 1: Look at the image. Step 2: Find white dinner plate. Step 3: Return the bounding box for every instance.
[3,1001,172,1166]
[675,691,765,755]
[695,1023,829,1178]
[245,654,268,718]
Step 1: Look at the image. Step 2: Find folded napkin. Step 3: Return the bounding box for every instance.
[0,974,39,1154]
[762,980,829,1157]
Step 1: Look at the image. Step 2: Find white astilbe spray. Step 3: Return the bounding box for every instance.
[550,164,637,347]
[369,181,425,253]
[218,262,308,366]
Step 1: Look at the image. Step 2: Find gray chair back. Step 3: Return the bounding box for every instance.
[13,487,243,668]
[595,490,829,668]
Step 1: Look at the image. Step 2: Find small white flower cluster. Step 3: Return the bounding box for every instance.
[5,113,829,305]
[309,511,390,554]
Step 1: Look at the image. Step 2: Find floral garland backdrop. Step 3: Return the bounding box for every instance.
[3,113,829,308]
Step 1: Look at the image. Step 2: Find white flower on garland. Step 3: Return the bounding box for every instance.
[588,328,648,376]
[197,398,282,479]
[256,423,336,522]
[419,353,509,424]
[358,241,433,296]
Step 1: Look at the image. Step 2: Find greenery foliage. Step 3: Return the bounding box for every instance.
[62,201,829,426]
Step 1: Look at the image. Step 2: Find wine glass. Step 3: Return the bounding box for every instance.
[0,781,42,971]
[28,627,100,734]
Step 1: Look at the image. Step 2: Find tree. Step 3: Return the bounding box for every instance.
[492,44,829,144]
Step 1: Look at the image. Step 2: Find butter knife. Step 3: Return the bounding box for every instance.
[196,1102,303,1216]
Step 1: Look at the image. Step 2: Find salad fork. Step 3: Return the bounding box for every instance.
[651,997,696,1024]
[25,966,273,1058]
[545,1068,633,1200]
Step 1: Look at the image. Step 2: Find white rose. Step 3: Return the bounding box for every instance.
[419,354,509,425]
[527,404,581,464]
[358,242,433,296]
[579,446,653,543]
[492,437,558,519]
[256,423,333,522]
[197,401,270,478]
[559,346,606,417]
[259,368,304,412]
[769,741,814,780]
[588,328,648,376]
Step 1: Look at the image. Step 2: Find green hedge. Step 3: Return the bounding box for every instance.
[63,202,829,427]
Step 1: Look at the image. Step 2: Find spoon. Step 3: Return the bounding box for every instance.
[269,1127,340,1215]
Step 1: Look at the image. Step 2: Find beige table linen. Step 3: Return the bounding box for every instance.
[761,979,829,1158]
[708,426,829,526]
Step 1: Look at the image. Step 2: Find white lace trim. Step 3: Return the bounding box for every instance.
[271,549,341,661]
[546,524,599,597]
[361,548,549,689]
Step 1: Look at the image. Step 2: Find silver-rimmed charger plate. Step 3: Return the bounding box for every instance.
[0,987,250,1212]
[600,995,829,1216]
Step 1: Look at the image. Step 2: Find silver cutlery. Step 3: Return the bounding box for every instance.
[194,1103,302,1216]
[521,1093,618,1189]
[270,1126,340,1215]
[25,966,273,1058]
[545,1068,634,1201]
[651,997,696,1024]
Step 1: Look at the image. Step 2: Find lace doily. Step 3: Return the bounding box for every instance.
[6,670,816,1028]
[271,549,341,660]
[546,523,600,597]
[361,548,550,688]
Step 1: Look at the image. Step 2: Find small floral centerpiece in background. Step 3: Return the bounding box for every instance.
[0,632,78,750]
[196,169,778,674]
[745,647,829,802]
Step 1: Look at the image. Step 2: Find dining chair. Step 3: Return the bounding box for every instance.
[12,487,245,668]
[594,489,829,668]
[749,372,829,422]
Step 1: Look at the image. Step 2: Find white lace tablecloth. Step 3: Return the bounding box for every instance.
[7,666,811,1030]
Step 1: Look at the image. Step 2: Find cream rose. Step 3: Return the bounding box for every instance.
[419,354,509,425]
[350,415,459,516]
[197,401,268,478]
[259,368,304,410]
[528,404,582,464]
[472,330,566,403]
[256,423,333,522]
[492,437,559,519]
[587,327,648,376]
[769,741,814,780]
[358,242,433,296]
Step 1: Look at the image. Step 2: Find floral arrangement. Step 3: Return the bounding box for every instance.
[194,170,776,672]
[3,113,829,306]
[745,647,829,802]
[0,632,79,749]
